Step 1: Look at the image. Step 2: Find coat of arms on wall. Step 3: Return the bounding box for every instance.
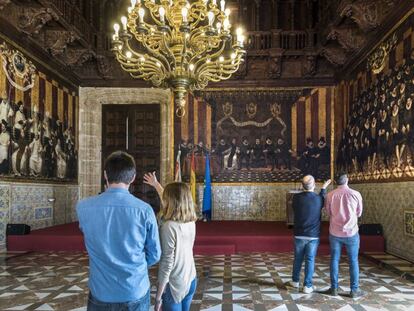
[0,42,37,92]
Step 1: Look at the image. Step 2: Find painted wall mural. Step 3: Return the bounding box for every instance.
[174,89,333,183]
[336,16,414,182]
[0,42,78,182]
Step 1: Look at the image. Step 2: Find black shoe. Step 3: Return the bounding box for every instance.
[320,288,338,296]
[350,289,366,298]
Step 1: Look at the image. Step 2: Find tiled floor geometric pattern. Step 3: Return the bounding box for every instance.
[364,252,414,283]
[0,252,414,310]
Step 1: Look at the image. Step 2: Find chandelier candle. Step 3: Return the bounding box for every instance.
[111,0,246,117]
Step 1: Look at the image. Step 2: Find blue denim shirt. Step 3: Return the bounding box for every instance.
[77,188,161,303]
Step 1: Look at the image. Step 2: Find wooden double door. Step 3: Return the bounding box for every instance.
[102,104,161,211]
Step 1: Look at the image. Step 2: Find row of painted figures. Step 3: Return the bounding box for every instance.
[178,136,330,177]
[337,55,414,173]
[0,97,77,179]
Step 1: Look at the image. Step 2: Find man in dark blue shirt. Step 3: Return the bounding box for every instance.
[77,151,161,310]
[287,175,331,294]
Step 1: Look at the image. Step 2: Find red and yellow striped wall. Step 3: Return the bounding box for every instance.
[174,94,213,149]
[291,87,333,154]
[0,58,79,140]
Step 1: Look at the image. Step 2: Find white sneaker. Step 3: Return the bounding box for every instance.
[288,281,299,288]
[303,286,314,294]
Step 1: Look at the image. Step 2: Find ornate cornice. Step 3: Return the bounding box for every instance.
[18,7,59,35]
[327,27,365,52]
[45,30,78,56]
[319,46,347,67]
[0,0,10,11]
[64,48,95,67]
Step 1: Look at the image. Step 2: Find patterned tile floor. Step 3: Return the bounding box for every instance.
[0,252,414,311]
[364,252,414,283]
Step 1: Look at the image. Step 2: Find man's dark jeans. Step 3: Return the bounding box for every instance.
[87,290,150,311]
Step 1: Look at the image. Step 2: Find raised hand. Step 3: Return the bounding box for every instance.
[143,171,158,188]
[322,179,332,189]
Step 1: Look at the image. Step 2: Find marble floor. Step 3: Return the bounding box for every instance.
[0,252,414,311]
[365,252,414,283]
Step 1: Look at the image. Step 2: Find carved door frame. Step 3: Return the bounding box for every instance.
[78,87,174,199]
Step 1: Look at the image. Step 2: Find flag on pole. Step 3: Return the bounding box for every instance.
[175,150,182,182]
[190,152,196,204]
[202,152,212,221]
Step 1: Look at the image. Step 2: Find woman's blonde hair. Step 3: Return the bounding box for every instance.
[160,182,198,222]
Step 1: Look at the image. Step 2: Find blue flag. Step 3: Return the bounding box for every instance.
[202,152,212,221]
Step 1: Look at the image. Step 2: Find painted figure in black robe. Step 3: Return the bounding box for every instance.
[390,103,403,167]
[227,137,237,168]
[43,137,56,178]
[317,137,330,167]
[299,138,317,175]
[378,109,391,168]
[275,138,292,170]
[238,137,251,170]
[194,141,207,156]
[401,97,414,162]
[215,138,229,170]
[263,137,276,170]
[252,138,264,168]
[369,116,378,171]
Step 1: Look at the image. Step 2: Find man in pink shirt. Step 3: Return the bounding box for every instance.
[323,173,365,298]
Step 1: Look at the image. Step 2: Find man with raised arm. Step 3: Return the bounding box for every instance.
[287,175,331,294]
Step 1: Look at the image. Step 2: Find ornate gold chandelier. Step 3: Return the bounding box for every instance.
[112,0,246,117]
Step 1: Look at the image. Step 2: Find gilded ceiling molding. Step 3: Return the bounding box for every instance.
[367,33,397,74]
[18,7,59,36]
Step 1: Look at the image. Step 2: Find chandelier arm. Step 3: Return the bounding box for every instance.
[160,32,175,72]
[140,31,164,54]
[179,33,189,73]
[143,2,164,27]
[192,39,227,70]
[197,58,242,82]
[116,49,165,78]
[121,63,164,85]
[137,37,170,73]
[188,2,207,29]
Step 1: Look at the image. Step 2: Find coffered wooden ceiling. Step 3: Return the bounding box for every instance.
[0,0,409,88]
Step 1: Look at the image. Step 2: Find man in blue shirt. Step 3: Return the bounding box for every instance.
[77,151,161,310]
[287,175,331,294]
